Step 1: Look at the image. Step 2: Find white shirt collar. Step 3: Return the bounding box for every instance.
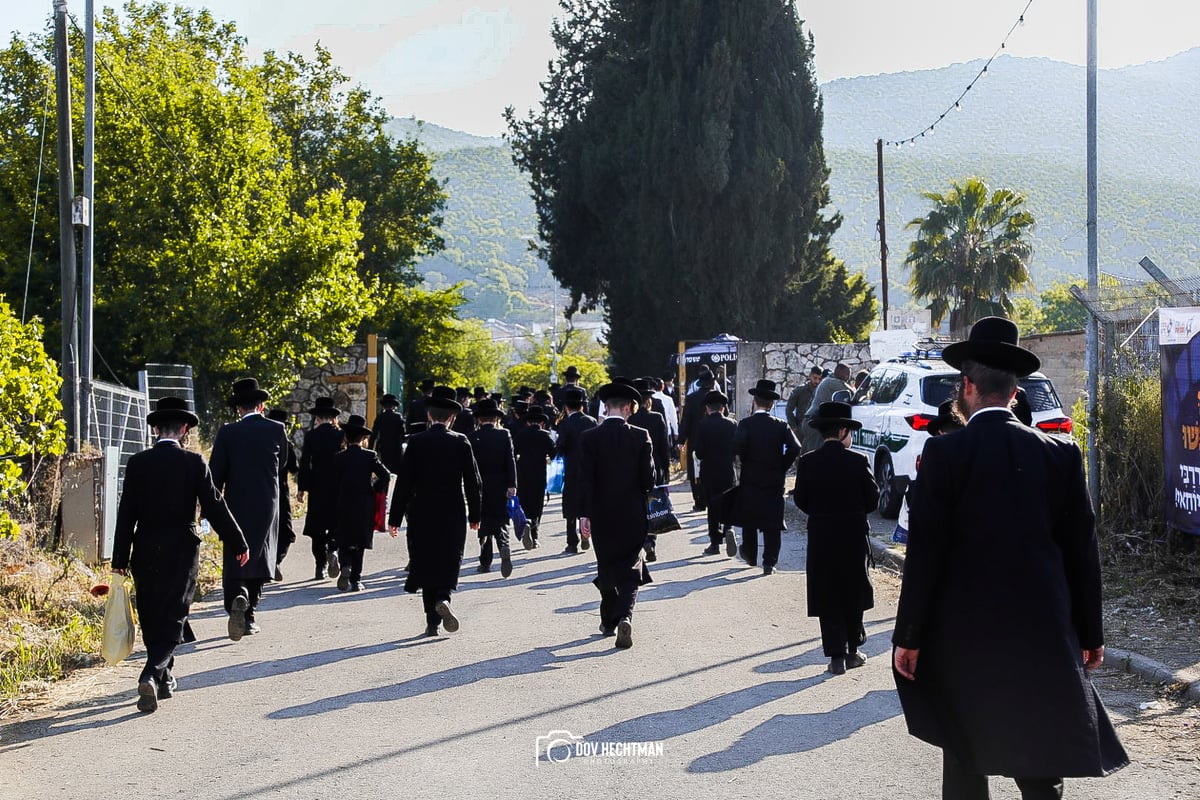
[241,410,261,420]
[156,438,180,446]
[604,414,625,422]
[753,409,770,415]
[968,406,1012,423]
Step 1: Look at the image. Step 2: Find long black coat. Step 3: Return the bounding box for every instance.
[692,411,737,498]
[733,412,800,531]
[298,423,344,536]
[369,409,406,473]
[452,407,477,436]
[556,410,597,519]
[513,426,556,519]
[468,424,517,524]
[894,410,1128,778]
[389,424,482,592]
[210,414,288,580]
[278,437,299,547]
[793,441,877,617]
[405,395,429,435]
[334,445,391,549]
[113,441,247,645]
[579,418,655,583]
[629,409,670,485]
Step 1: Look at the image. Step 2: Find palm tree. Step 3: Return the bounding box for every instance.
[905,177,1036,336]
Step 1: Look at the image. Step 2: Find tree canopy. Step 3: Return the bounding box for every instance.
[506,0,876,375]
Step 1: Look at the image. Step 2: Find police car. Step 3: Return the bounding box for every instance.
[850,348,1073,519]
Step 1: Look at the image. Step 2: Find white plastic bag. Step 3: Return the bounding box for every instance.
[101,576,135,665]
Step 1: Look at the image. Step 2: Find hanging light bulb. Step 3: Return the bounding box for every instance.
[908,140,916,148]
[982,64,989,77]
[1019,14,1025,25]
[928,126,935,136]
[895,141,902,149]
[955,101,962,111]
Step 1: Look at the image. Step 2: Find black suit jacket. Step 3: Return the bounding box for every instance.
[369,409,406,472]
[893,409,1126,777]
[468,423,518,523]
[298,422,344,534]
[693,411,737,496]
[629,408,669,485]
[334,444,391,549]
[556,410,597,518]
[733,411,800,530]
[579,417,654,576]
[210,413,288,579]
[513,426,557,518]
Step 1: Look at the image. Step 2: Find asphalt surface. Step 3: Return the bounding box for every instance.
[0,482,1184,799]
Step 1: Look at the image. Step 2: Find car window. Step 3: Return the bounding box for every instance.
[1018,378,1062,412]
[871,370,905,405]
[921,373,958,407]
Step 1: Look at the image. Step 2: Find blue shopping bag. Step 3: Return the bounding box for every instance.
[546,456,565,494]
[507,495,529,533]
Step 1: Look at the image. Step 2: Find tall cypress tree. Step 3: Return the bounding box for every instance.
[507,1,875,374]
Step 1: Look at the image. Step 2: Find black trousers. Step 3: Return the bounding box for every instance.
[222,578,264,619]
[338,545,365,582]
[309,528,337,567]
[478,518,511,567]
[740,527,781,567]
[594,570,640,630]
[706,492,728,544]
[565,517,579,548]
[421,587,452,627]
[687,450,704,509]
[818,610,866,657]
[139,641,176,684]
[942,751,1064,800]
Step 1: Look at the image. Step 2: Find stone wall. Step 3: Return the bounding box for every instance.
[734,341,875,405]
[279,344,370,445]
[1022,330,1086,413]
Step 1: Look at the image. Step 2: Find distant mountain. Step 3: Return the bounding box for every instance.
[399,49,1200,323]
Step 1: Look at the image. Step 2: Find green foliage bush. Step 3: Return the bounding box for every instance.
[1096,375,1164,543]
[500,333,609,398]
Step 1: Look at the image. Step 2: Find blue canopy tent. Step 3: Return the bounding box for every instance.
[669,333,741,369]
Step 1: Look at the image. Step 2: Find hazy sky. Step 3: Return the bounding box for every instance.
[6,0,1199,135]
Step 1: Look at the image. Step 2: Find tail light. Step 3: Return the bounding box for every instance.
[915,454,922,471]
[906,413,936,431]
[1036,417,1073,435]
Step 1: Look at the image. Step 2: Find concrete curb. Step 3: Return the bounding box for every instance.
[868,535,1200,704]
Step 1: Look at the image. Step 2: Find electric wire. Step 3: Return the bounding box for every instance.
[23,80,52,324]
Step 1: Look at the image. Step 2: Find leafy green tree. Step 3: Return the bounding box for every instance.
[506,0,876,375]
[1039,280,1089,332]
[500,330,608,397]
[0,297,66,539]
[905,177,1036,336]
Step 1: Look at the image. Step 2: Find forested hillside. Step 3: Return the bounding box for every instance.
[397,51,1200,322]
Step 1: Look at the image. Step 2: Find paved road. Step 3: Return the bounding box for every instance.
[0,482,1182,798]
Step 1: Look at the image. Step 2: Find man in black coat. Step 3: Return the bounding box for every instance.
[692,390,738,557]
[793,402,878,675]
[552,365,588,410]
[630,379,670,562]
[265,407,300,582]
[732,379,800,575]
[333,415,391,592]
[210,378,289,640]
[513,407,557,550]
[389,387,482,635]
[579,381,655,649]
[677,367,716,510]
[452,387,477,435]
[113,397,249,712]
[468,399,518,577]
[369,393,406,474]
[406,378,435,436]
[893,317,1127,798]
[556,387,597,554]
[297,397,344,582]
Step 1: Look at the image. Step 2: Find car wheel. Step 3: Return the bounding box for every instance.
[876,454,903,519]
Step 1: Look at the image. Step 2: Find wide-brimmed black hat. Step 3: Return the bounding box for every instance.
[563,365,581,379]
[561,387,585,406]
[632,378,655,400]
[809,401,861,431]
[309,396,341,418]
[704,390,729,406]
[596,381,642,404]
[513,399,530,412]
[489,392,503,402]
[456,387,470,399]
[419,378,436,392]
[380,393,399,408]
[926,400,962,436]
[265,407,289,423]
[749,379,781,401]
[227,377,269,408]
[525,407,549,424]
[147,396,199,428]
[473,398,501,418]
[428,385,462,412]
[342,414,371,438]
[473,386,487,400]
[518,386,535,398]
[941,316,1040,377]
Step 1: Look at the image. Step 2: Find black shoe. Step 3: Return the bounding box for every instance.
[644,547,657,563]
[326,550,340,579]
[137,678,159,713]
[157,672,177,700]
[424,624,440,637]
[337,573,351,591]
[350,581,362,592]
[314,566,326,581]
[829,657,847,675]
[477,563,491,573]
[845,651,867,669]
[615,618,633,649]
[522,527,534,550]
[245,620,262,636]
[228,595,248,641]
[702,544,721,555]
[563,546,578,555]
[599,623,616,637]
[724,529,737,557]
[739,547,757,567]
[580,535,591,551]
[762,565,775,576]
[435,600,460,633]
[500,550,513,578]
[274,565,284,582]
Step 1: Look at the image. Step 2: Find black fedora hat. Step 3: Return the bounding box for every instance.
[749,379,780,401]
[380,393,399,408]
[563,365,581,379]
[809,401,861,431]
[147,396,199,428]
[561,386,585,405]
[632,378,655,400]
[427,385,462,412]
[703,390,728,406]
[941,316,1040,377]
[308,396,341,418]
[342,414,371,438]
[525,407,549,424]
[227,377,269,408]
[473,386,487,400]
[419,378,436,392]
[596,381,642,404]
[472,398,501,418]
[266,407,289,423]
[926,400,962,436]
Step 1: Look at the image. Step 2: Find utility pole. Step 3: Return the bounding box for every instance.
[54,0,80,453]
[876,138,889,330]
[550,282,559,384]
[81,0,95,446]
[1085,0,1100,507]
